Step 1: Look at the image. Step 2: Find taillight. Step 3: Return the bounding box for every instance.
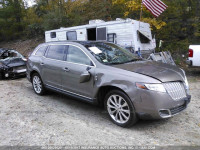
[189,49,193,57]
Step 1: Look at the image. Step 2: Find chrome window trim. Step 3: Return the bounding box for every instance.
[34,43,96,68]
[43,56,95,68]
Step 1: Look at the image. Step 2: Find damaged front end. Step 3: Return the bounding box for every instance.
[0,49,27,80]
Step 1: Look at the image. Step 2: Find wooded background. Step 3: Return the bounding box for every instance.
[0,0,200,56]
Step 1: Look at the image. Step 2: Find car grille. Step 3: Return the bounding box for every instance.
[12,66,26,73]
[163,82,187,100]
[14,66,26,70]
[170,103,186,115]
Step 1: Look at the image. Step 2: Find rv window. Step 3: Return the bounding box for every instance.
[66,31,77,40]
[50,32,56,38]
[97,27,106,41]
[46,45,66,61]
[107,33,116,43]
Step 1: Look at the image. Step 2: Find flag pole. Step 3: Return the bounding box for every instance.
[140,1,143,21]
[139,1,143,30]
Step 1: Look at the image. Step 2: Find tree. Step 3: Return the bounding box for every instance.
[154,0,200,54]
[0,0,26,41]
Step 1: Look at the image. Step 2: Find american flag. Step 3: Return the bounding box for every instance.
[142,0,168,17]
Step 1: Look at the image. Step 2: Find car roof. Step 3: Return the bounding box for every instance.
[44,41,110,45]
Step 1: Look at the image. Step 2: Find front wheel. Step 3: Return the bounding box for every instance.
[32,73,45,95]
[104,90,138,127]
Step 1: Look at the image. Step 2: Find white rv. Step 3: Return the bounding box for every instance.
[45,18,156,53]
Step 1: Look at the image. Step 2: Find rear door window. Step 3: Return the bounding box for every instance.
[46,45,67,61]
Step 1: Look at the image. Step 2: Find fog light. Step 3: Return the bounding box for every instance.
[5,73,9,78]
[159,109,171,118]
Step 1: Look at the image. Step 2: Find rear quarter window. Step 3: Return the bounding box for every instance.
[35,46,48,56]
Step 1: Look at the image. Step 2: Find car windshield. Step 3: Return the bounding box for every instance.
[82,42,140,65]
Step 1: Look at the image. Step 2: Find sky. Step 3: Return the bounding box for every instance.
[25,0,36,7]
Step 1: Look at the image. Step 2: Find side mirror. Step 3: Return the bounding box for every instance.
[79,71,91,83]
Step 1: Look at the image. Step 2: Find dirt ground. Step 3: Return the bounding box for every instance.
[0,71,200,148]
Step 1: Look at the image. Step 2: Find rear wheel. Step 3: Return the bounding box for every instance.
[32,73,45,95]
[104,90,138,127]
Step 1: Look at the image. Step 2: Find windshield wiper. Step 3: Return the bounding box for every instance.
[105,62,125,65]
[104,58,142,65]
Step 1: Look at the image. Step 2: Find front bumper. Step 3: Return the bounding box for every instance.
[158,95,190,118]
[1,69,26,79]
[133,89,191,120]
[6,71,26,79]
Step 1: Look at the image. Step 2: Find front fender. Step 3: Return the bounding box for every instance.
[93,67,161,103]
[93,72,138,102]
[27,59,41,82]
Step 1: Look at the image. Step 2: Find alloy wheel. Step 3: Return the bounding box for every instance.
[33,75,42,94]
[107,94,130,124]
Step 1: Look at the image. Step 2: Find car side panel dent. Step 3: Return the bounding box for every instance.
[93,72,137,102]
[28,62,41,80]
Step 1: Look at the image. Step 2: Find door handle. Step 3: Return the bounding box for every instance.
[64,67,70,72]
[40,63,44,66]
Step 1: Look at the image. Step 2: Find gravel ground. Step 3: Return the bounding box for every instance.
[0,75,200,148]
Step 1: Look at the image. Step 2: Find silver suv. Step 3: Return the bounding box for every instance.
[27,41,191,127]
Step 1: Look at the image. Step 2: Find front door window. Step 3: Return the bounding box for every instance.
[67,45,92,66]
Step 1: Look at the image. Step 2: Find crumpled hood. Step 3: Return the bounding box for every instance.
[112,61,185,82]
[1,58,26,68]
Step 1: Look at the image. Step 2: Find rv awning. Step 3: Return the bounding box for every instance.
[137,30,151,41]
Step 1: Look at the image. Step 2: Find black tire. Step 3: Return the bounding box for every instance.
[0,72,2,80]
[31,73,45,95]
[104,90,138,127]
